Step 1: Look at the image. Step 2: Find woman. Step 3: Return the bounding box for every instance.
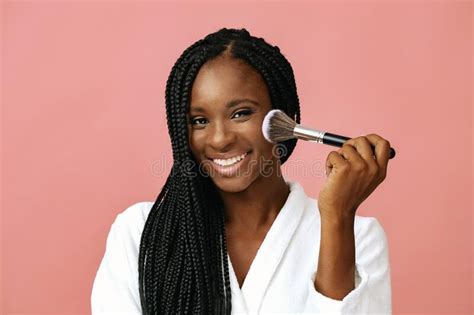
[91,28,392,314]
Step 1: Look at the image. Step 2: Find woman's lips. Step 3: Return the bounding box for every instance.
[207,151,251,177]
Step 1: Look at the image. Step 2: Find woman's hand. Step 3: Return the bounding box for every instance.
[318,134,391,221]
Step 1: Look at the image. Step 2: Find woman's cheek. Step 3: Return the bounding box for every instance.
[188,134,204,160]
[246,119,263,136]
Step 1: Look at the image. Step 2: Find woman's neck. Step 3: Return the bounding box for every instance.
[219,174,290,232]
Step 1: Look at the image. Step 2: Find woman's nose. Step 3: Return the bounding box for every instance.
[208,122,237,151]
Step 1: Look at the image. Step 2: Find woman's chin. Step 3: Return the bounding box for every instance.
[210,175,253,193]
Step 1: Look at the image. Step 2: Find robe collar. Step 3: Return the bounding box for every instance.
[226,179,308,313]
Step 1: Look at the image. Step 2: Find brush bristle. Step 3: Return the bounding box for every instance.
[262,109,297,143]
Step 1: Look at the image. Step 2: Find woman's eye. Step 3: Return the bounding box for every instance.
[233,110,253,119]
[190,118,207,126]
[189,110,253,128]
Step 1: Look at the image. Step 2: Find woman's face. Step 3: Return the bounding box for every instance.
[187,56,280,193]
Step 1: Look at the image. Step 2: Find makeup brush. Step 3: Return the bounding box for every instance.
[262,109,396,159]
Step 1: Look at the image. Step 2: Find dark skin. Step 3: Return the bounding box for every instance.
[187,53,289,288]
[186,52,391,299]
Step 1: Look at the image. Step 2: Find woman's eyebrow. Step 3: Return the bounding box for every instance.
[190,98,260,113]
[226,98,260,108]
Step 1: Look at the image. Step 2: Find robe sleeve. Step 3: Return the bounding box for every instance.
[91,213,142,314]
[303,217,392,314]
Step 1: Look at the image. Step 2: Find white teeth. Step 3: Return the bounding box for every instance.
[212,153,247,166]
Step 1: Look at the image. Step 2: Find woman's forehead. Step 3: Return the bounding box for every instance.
[190,59,267,108]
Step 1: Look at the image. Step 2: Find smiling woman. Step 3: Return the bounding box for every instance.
[91,28,392,315]
[186,53,287,193]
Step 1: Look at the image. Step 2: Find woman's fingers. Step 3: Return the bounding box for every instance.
[364,134,390,180]
[325,150,348,176]
[345,134,390,181]
[319,133,392,217]
[325,134,391,182]
[342,137,379,175]
[345,137,376,160]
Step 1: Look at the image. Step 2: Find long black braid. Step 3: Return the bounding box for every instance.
[138,27,301,314]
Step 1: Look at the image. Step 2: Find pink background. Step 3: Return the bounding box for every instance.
[2,1,472,314]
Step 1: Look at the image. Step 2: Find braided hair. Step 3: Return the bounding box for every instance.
[138,27,301,314]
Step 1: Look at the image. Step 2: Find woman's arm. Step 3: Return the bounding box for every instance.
[304,134,392,313]
[303,216,392,314]
[314,133,391,301]
[314,214,356,300]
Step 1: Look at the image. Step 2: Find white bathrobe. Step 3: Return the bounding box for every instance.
[91,180,392,314]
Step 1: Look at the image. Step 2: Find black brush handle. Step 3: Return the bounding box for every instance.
[323,132,396,159]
